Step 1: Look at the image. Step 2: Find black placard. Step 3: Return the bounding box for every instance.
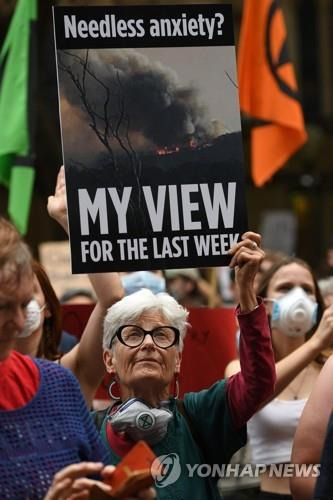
[53,4,234,49]
[53,4,247,273]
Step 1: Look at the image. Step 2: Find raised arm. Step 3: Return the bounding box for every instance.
[48,166,124,406]
[47,166,68,233]
[60,273,123,407]
[226,232,276,427]
[290,355,333,499]
[273,305,333,393]
[225,304,333,408]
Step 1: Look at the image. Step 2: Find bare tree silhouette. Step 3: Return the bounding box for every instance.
[58,49,143,212]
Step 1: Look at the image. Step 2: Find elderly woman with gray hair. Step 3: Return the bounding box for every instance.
[92,232,276,500]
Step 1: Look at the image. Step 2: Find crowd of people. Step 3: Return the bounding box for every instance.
[2,171,333,499]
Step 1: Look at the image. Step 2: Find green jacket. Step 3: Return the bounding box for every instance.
[97,379,246,500]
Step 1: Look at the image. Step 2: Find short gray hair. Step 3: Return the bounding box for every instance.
[103,288,189,351]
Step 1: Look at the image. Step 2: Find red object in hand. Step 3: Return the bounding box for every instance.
[105,440,157,498]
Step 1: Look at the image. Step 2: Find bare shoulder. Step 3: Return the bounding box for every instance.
[309,360,322,378]
[224,359,240,377]
[300,356,333,424]
[315,354,333,388]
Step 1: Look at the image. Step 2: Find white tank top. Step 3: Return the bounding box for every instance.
[247,398,307,465]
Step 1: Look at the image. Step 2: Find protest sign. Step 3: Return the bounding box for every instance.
[53,4,248,273]
[39,240,94,298]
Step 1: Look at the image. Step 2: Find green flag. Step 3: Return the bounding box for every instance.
[0,0,37,235]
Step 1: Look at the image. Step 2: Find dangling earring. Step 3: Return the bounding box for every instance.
[173,374,180,400]
[108,379,121,401]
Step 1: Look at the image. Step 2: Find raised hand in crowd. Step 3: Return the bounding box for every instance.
[47,165,68,233]
[46,165,124,407]
[226,257,333,404]
[226,255,333,498]
[260,293,333,404]
[228,230,265,312]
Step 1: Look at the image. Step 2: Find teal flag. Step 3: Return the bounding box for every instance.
[0,0,37,234]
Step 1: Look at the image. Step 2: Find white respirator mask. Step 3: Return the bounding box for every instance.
[270,286,318,338]
[109,398,173,445]
[18,299,46,338]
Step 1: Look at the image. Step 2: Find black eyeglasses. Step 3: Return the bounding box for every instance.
[109,325,180,349]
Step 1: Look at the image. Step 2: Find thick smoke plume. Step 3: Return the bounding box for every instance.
[59,49,215,151]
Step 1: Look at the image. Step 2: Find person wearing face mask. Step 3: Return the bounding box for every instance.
[165,268,222,308]
[89,269,165,408]
[12,256,125,409]
[121,270,166,296]
[89,231,277,500]
[226,257,333,500]
[19,299,46,338]
[14,261,62,361]
[12,166,125,409]
[0,217,156,500]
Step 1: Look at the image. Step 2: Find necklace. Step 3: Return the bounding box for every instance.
[288,366,309,400]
